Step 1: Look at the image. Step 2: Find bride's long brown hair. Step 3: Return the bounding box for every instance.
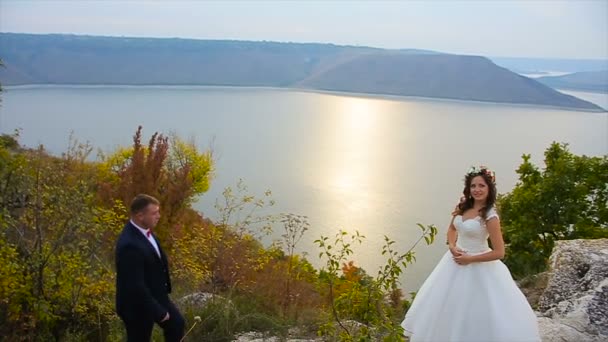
[456,168,497,220]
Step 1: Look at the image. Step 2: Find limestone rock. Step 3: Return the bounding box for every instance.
[233,331,320,342]
[537,239,608,341]
[179,292,216,307]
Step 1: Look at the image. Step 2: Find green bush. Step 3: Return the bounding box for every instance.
[499,142,608,278]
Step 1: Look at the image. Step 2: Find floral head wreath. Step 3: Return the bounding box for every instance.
[466,165,496,184]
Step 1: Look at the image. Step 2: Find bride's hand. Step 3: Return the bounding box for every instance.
[449,246,464,257]
[453,254,472,265]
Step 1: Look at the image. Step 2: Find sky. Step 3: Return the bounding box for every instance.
[0,0,607,60]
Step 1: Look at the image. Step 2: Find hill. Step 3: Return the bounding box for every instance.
[536,70,608,93]
[0,33,603,111]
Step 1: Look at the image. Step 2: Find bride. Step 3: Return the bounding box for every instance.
[401,166,540,342]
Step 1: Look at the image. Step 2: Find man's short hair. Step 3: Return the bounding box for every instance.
[130,194,160,214]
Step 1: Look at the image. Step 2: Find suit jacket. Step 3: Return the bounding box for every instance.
[115,221,173,323]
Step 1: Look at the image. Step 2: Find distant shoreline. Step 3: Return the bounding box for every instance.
[552,86,608,95]
[2,33,604,112]
[4,83,607,113]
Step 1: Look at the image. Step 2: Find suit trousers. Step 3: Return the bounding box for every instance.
[122,300,185,342]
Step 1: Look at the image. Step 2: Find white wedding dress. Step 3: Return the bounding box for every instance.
[401,208,540,342]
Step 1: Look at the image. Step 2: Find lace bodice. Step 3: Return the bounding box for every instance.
[454,207,499,254]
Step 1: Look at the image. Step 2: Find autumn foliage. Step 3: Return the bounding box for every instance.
[0,127,434,341]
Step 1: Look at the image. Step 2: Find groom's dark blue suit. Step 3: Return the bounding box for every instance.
[115,221,184,341]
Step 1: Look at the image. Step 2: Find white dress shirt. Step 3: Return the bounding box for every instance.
[130,219,161,257]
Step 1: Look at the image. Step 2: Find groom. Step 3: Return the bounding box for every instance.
[115,194,185,341]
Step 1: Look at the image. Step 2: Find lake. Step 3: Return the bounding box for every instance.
[1,85,606,292]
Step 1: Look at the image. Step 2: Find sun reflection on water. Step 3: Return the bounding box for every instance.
[322,96,384,216]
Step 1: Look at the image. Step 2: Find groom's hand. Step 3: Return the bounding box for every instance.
[160,312,170,322]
